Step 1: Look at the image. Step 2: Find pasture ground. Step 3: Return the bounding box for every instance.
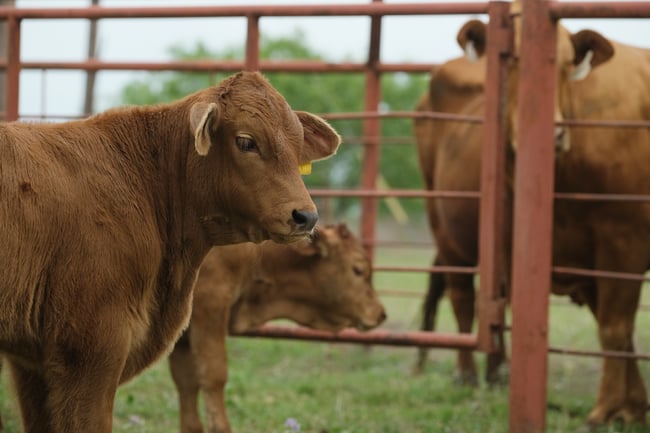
[1,221,650,432]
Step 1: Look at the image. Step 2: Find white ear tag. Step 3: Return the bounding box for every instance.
[571,50,594,81]
[465,40,479,63]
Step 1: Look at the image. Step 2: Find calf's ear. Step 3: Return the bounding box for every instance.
[190,102,220,155]
[290,226,331,257]
[295,111,341,164]
[457,19,487,63]
[290,239,321,257]
[570,30,614,81]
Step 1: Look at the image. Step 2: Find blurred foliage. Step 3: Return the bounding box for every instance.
[120,29,428,219]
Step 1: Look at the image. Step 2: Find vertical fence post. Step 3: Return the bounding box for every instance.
[509,0,557,432]
[477,0,512,355]
[245,14,260,72]
[5,13,19,121]
[360,0,382,260]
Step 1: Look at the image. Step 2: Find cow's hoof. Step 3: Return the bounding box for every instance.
[486,363,510,388]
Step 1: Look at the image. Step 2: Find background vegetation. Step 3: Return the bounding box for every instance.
[119,30,429,220]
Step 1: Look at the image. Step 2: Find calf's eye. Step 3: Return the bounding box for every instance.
[236,135,258,153]
[353,265,364,276]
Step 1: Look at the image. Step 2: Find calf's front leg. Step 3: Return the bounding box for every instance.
[169,333,205,433]
[191,307,232,433]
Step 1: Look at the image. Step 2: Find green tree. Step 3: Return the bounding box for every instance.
[119,30,428,218]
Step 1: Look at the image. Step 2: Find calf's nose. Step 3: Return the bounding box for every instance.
[292,209,318,232]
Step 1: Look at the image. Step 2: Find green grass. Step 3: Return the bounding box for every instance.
[2,236,650,432]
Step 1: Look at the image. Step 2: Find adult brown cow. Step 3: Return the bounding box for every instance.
[169,223,386,433]
[0,71,340,433]
[419,15,650,427]
[412,52,489,385]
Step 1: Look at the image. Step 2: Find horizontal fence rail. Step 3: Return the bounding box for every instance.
[0,59,436,74]
[309,188,480,199]
[235,325,479,349]
[0,3,489,19]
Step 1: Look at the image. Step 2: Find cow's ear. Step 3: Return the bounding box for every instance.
[457,19,487,62]
[295,111,341,164]
[190,102,220,156]
[336,223,351,239]
[570,30,614,81]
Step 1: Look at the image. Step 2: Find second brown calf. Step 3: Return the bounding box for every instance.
[168,224,386,433]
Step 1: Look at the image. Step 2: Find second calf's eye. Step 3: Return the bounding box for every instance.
[236,135,258,153]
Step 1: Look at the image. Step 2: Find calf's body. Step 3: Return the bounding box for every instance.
[0,71,340,433]
[169,224,386,433]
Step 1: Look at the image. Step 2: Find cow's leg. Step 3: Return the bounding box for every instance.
[7,360,53,433]
[191,306,232,433]
[447,272,478,386]
[586,238,648,427]
[413,256,446,375]
[485,280,509,387]
[0,356,4,432]
[47,355,123,432]
[169,332,205,433]
[41,324,130,433]
[485,330,508,387]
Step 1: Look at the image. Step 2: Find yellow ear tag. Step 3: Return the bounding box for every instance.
[299,162,312,175]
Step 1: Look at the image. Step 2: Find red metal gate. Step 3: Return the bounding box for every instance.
[2,2,650,433]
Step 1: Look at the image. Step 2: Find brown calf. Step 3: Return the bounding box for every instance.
[168,224,386,433]
[0,71,340,433]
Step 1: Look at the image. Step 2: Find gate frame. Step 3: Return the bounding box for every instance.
[2,2,650,433]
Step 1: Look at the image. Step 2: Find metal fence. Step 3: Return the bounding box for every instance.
[2,2,650,432]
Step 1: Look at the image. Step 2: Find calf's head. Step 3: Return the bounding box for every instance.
[188,71,340,245]
[232,224,387,333]
[457,15,613,153]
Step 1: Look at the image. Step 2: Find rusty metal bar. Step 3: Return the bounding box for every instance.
[5,14,18,121]
[245,14,260,71]
[548,1,650,19]
[549,346,650,361]
[359,0,382,260]
[8,110,480,124]
[235,325,479,350]
[555,192,650,203]
[374,264,477,274]
[0,59,435,74]
[322,110,483,123]
[509,1,557,431]
[0,3,489,20]
[553,266,650,283]
[477,0,511,355]
[308,188,480,199]
[558,118,650,128]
